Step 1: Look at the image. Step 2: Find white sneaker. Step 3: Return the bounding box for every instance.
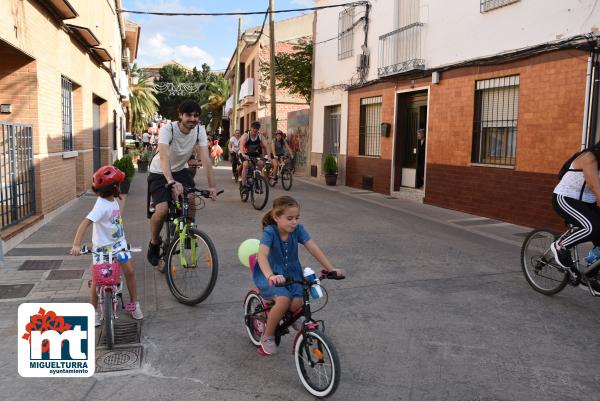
[131,302,144,320]
[94,310,102,327]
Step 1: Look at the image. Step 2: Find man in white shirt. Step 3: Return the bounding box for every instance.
[228,129,241,180]
[142,130,151,150]
[146,99,218,266]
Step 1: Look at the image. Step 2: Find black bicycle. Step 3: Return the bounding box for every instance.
[239,156,269,210]
[148,185,222,305]
[243,270,345,398]
[521,224,600,296]
[265,156,293,190]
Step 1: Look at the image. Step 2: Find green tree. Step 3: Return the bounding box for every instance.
[154,64,193,121]
[261,39,313,103]
[130,64,159,134]
[201,76,230,133]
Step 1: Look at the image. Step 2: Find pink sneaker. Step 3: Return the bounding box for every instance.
[257,335,277,356]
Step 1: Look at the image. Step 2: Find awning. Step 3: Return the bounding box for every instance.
[38,0,78,20]
[65,24,100,47]
[91,47,112,62]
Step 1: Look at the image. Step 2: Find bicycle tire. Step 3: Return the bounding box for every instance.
[281,167,293,191]
[165,228,219,305]
[251,175,269,210]
[243,291,266,346]
[103,292,115,349]
[521,228,569,295]
[294,329,340,398]
[239,182,249,202]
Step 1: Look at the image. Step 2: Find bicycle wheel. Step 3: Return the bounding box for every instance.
[281,167,293,191]
[251,175,269,210]
[294,329,340,398]
[521,228,569,295]
[103,292,115,349]
[243,291,267,346]
[268,173,277,187]
[239,182,249,202]
[166,228,219,305]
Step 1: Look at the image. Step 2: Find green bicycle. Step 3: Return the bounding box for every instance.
[149,186,222,305]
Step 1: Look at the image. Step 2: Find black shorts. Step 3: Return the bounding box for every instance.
[148,169,195,205]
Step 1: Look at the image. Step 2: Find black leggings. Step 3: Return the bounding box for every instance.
[552,193,600,248]
[231,152,240,175]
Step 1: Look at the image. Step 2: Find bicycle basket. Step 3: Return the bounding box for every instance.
[92,262,121,286]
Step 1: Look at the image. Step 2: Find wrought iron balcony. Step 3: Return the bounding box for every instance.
[378,22,425,77]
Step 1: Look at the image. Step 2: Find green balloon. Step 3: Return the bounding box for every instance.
[238,238,260,268]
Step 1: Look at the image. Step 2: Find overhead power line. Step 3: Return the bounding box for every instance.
[117,1,368,17]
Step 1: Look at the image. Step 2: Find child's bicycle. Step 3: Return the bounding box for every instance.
[238,156,269,210]
[147,184,223,305]
[243,270,345,398]
[80,245,140,349]
[521,224,600,296]
[264,156,293,191]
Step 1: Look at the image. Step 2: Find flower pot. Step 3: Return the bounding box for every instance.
[120,180,131,194]
[325,173,337,186]
[137,161,148,173]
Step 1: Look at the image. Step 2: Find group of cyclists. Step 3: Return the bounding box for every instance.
[228,121,295,190]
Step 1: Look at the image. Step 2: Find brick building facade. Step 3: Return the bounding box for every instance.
[346,48,596,230]
[0,0,138,248]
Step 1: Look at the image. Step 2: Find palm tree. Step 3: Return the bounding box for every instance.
[202,76,230,133]
[129,64,159,135]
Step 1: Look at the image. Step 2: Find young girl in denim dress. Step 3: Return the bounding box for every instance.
[254,196,345,355]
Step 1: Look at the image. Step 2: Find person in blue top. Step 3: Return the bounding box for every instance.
[254,195,345,355]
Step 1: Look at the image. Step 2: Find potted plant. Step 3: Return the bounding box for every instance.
[137,150,151,173]
[113,155,135,194]
[323,154,338,186]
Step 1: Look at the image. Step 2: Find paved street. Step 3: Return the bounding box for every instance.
[1,167,600,401]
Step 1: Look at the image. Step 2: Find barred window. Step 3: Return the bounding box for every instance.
[338,7,354,60]
[359,96,382,157]
[480,0,520,13]
[61,76,73,151]
[472,75,519,166]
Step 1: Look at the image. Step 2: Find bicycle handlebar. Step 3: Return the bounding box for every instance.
[274,269,345,287]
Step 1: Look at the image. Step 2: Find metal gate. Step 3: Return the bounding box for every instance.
[0,122,36,229]
[324,105,341,157]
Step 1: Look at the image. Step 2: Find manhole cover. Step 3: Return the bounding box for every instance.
[98,320,141,346]
[46,270,84,280]
[0,284,34,299]
[18,260,62,270]
[95,346,143,372]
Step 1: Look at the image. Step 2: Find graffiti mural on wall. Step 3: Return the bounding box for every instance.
[286,109,309,173]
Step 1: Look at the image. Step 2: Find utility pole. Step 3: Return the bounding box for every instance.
[268,0,277,141]
[232,17,242,135]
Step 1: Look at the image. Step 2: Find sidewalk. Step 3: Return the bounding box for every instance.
[295,176,533,248]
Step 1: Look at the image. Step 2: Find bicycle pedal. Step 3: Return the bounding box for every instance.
[125,303,136,312]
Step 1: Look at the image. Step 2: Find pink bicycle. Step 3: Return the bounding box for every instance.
[243,269,344,398]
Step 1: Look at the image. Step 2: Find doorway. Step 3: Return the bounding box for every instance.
[93,101,101,171]
[393,90,427,191]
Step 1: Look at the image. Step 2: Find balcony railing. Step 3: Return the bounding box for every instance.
[378,22,425,77]
[239,78,254,100]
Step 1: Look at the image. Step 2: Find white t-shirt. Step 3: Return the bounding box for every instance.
[86,198,127,248]
[142,132,150,143]
[229,136,240,153]
[149,122,208,174]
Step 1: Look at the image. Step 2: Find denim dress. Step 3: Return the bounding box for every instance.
[253,224,311,299]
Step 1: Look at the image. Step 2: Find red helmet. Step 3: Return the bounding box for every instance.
[92,166,125,191]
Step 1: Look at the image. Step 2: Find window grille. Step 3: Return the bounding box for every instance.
[338,7,354,60]
[480,0,520,13]
[472,75,519,166]
[359,97,382,157]
[61,76,73,151]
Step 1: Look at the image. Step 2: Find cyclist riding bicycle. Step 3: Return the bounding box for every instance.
[270,130,294,177]
[147,99,218,266]
[239,121,270,192]
[551,142,600,291]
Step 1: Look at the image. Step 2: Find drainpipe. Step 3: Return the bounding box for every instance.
[589,52,600,145]
[581,54,593,149]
